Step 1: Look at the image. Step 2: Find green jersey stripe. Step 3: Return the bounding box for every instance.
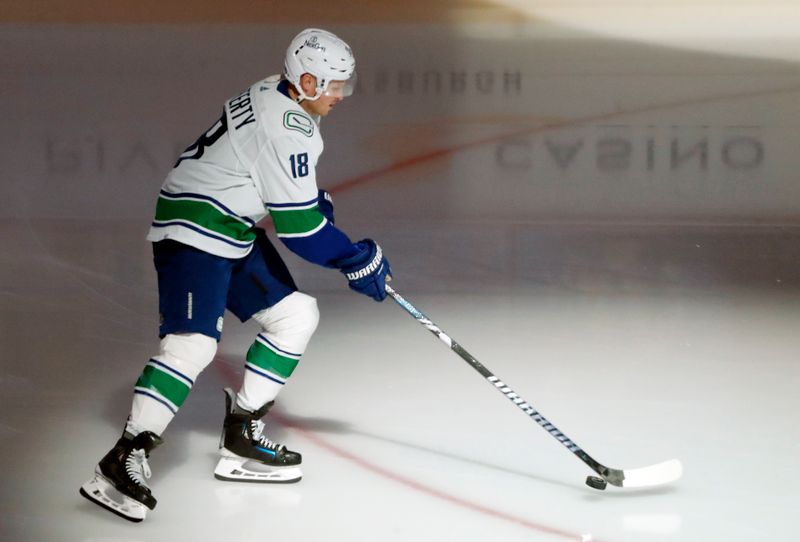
[135,364,192,408]
[246,340,300,379]
[270,206,326,237]
[154,195,257,243]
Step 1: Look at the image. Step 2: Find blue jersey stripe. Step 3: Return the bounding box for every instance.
[265,197,320,210]
[150,221,254,249]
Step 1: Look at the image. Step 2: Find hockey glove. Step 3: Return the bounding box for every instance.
[317,189,335,225]
[335,239,391,302]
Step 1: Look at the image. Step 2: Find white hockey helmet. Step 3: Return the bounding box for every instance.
[284,28,356,102]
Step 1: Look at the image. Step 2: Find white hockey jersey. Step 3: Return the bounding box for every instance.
[147,75,329,259]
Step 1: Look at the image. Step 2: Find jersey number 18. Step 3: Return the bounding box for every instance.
[289,153,309,178]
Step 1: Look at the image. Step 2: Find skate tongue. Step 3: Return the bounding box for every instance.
[127,449,152,484]
[250,420,284,452]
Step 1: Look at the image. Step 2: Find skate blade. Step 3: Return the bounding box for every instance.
[80,474,148,522]
[214,455,302,484]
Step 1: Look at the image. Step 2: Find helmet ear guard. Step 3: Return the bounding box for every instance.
[284,28,356,102]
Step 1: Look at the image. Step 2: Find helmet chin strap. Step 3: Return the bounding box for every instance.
[295,90,321,103]
[291,78,324,103]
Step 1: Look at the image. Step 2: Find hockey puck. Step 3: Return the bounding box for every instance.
[585,475,607,490]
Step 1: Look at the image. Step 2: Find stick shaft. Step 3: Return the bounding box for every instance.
[385,284,609,477]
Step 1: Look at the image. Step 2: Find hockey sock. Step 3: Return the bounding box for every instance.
[239,293,319,411]
[239,332,301,410]
[127,333,217,435]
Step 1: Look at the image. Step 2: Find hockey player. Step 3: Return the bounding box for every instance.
[79,28,391,522]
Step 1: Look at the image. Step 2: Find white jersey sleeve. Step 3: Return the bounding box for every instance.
[254,135,327,239]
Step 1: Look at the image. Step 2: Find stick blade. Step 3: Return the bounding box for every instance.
[608,458,683,488]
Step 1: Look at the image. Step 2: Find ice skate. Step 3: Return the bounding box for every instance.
[79,431,162,522]
[214,387,302,483]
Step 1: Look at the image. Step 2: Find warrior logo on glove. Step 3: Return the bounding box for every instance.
[336,240,392,302]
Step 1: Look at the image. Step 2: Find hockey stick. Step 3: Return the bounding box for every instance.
[385,284,682,489]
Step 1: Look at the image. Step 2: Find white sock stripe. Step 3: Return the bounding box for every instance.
[133,387,179,414]
[255,334,302,360]
[245,363,287,385]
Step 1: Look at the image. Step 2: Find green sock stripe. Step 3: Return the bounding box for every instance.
[135,364,192,407]
[246,340,300,379]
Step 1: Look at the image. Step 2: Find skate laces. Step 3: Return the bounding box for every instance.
[249,420,285,452]
[125,448,152,487]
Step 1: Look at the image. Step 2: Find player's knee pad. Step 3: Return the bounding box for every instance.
[252,291,320,350]
[156,332,218,380]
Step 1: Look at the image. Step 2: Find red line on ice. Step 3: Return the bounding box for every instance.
[214,357,592,540]
[217,86,800,538]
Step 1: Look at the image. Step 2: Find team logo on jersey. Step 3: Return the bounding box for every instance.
[283,111,314,137]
